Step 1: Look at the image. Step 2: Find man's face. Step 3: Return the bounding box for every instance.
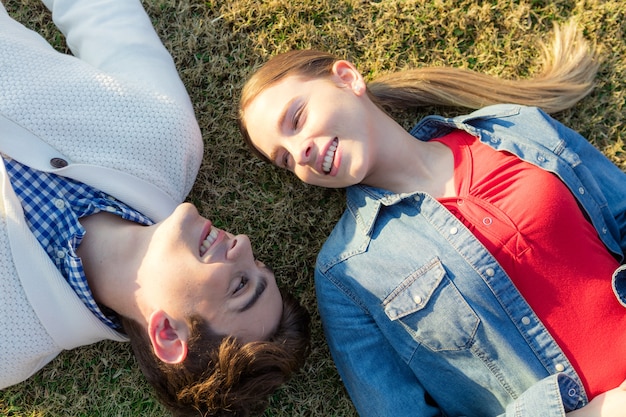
[140,203,283,343]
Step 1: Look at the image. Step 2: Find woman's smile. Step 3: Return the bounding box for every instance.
[322,137,338,174]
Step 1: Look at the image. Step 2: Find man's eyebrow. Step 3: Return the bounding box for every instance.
[269,97,297,163]
[239,275,267,313]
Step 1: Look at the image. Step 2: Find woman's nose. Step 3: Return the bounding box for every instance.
[292,140,313,166]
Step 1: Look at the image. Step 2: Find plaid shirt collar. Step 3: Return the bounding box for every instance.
[4,157,153,330]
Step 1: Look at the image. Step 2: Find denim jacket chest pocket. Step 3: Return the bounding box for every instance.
[382,258,480,352]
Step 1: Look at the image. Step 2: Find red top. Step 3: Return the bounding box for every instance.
[436,130,624,399]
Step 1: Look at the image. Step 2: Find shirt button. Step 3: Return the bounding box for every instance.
[53,199,65,209]
[555,363,565,372]
[413,195,421,202]
[50,157,68,168]
[537,155,546,162]
[106,206,116,212]
[485,268,495,277]
[56,249,66,259]
[449,227,458,235]
[568,388,578,397]
[521,316,531,325]
[482,217,493,226]
[578,187,585,195]
[413,295,422,305]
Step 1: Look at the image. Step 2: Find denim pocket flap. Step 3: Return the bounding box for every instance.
[383,259,445,321]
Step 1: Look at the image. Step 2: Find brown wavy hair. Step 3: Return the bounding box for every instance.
[120,290,310,417]
[239,20,599,163]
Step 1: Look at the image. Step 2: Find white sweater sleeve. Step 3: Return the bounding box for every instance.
[41,0,193,109]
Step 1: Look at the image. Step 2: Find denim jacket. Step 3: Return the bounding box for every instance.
[315,105,626,417]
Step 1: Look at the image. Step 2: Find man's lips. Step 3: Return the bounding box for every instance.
[200,222,222,256]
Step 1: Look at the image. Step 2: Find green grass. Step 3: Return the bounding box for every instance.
[2,0,624,415]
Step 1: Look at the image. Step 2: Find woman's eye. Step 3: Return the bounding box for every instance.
[281,152,291,169]
[234,276,248,294]
[293,107,303,129]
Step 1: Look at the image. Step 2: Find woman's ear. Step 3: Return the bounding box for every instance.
[331,60,366,96]
[147,310,189,364]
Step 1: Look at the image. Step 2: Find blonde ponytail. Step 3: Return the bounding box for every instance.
[367,20,599,114]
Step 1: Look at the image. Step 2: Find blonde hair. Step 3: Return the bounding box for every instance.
[239,20,599,162]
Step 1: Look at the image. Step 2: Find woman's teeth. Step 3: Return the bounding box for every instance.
[200,226,218,256]
[322,138,338,174]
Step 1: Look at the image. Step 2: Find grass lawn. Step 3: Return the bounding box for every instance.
[1,0,624,415]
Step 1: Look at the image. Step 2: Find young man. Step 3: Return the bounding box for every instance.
[0,0,309,415]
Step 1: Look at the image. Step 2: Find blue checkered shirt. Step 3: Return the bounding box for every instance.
[3,157,153,330]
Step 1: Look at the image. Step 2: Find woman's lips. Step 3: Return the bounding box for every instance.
[322,137,338,174]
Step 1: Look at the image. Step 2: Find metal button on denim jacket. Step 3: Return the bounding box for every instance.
[315,104,626,417]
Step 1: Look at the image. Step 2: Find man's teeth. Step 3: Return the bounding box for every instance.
[322,138,338,173]
[200,227,218,255]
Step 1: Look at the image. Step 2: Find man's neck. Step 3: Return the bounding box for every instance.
[77,212,146,319]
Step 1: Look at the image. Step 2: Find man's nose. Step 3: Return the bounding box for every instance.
[226,234,254,262]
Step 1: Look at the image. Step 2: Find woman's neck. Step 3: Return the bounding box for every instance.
[364,117,455,197]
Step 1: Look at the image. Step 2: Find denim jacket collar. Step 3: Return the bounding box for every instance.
[345,104,593,243]
[410,105,523,142]
[346,185,419,237]
[345,106,513,238]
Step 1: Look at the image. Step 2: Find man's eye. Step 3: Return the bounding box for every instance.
[234,276,248,294]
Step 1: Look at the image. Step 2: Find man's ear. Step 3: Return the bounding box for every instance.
[147,310,189,364]
[331,60,366,96]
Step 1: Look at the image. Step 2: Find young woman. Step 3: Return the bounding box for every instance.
[0,0,309,415]
[239,20,626,417]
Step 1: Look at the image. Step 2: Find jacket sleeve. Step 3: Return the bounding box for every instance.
[41,0,193,109]
[316,267,445,417]
[501,374,581,417]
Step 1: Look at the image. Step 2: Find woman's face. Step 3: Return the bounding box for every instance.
[141,203,283,343]
[242,62,375,188]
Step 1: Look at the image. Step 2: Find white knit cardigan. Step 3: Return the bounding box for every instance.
[0,0,203,388]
